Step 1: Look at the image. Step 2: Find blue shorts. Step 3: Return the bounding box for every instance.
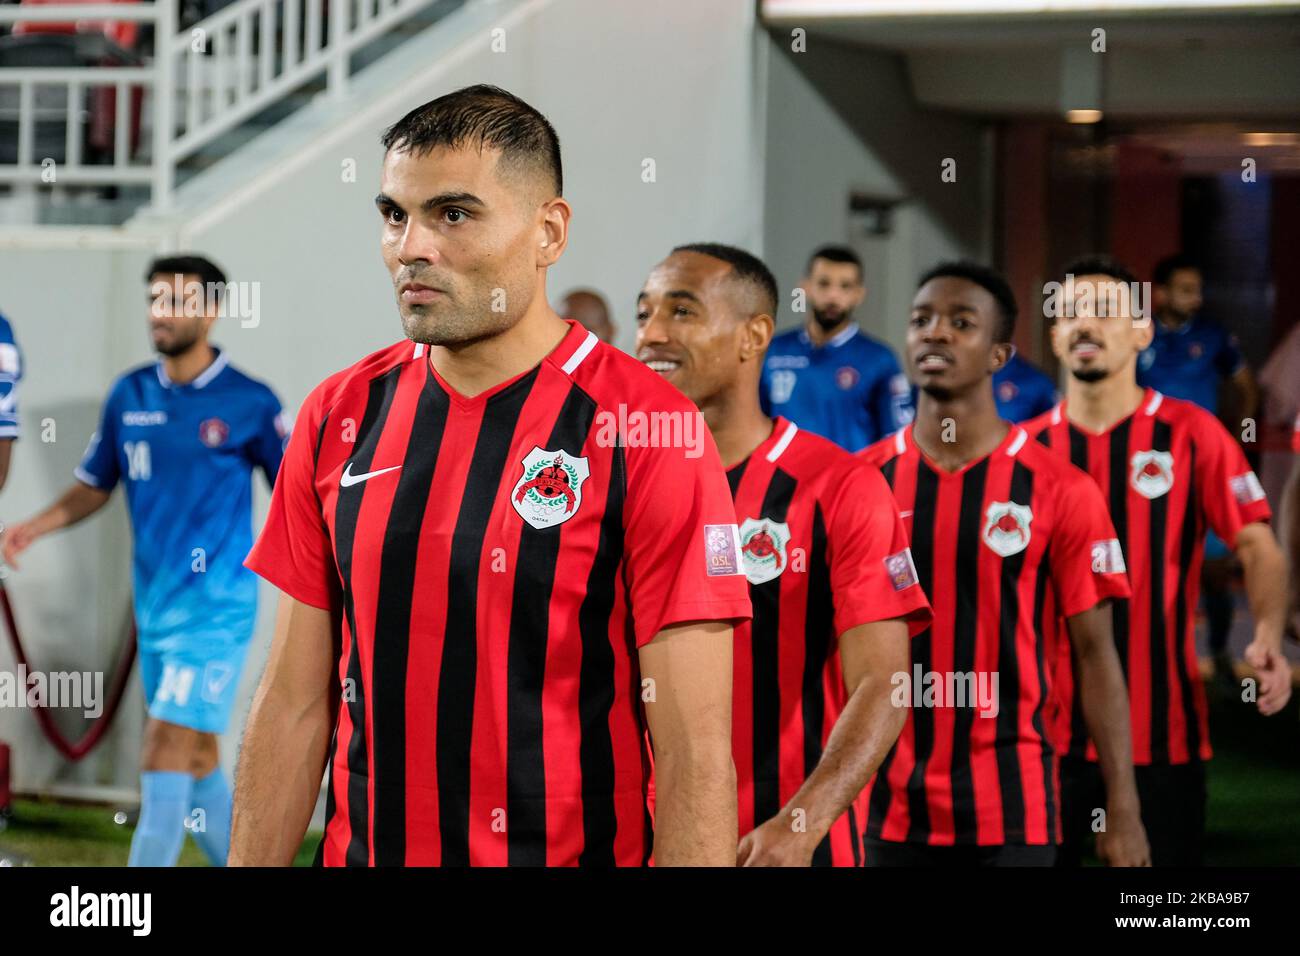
[139,638,251,734]
[1203,530,1230,560]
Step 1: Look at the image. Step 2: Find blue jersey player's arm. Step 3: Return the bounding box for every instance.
[0,315,22,491]
[1,383,116,568]
[75,383,123,492]
[1214,328,1258,422]
[250,390,288,487]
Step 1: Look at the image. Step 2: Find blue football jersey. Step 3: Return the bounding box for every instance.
[0,312,23,439]
[1137,315,1244,415]
[761,325,913,452]
[994,353,1058,423]
[75,349,286,647]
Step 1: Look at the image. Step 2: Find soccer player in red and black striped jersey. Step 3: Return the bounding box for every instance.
[229,86,753,867]
[860,262,1149,866]
[1026,256,1291,866]
[636,244,931,866]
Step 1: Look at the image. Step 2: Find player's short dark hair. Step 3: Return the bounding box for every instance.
[916,260,1017,344]
[1152,253,1201,286]
[146,254,227,307]
[1062,254,1138,288]
[381,84,563,196]
[672,242,779,319]
[806,244,863,280]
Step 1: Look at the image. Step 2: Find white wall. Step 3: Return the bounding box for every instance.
[0,0,768,796]
[762,36,993,351]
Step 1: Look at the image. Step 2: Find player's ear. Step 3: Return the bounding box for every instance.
[1132,312,1155,350]
[742,312,774,362]
[990,341,1013,374]
[536,197,571,268]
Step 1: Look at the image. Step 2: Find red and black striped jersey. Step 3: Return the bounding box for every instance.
[1024,389,1272,766]
[246,319,752,866]
[728,418,931,866]
[858,424,1129,846]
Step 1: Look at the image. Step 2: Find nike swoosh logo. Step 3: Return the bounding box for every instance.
[899,510,913,519]
[340,463,402,488]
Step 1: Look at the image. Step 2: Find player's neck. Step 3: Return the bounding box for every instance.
[912,387,1008,472]
[701,394,772,470]
[806,317,852,348]
[1065,377,1146,434]
[1157,309,1189,332]
[161,341,216,385]
[429,307,569,398]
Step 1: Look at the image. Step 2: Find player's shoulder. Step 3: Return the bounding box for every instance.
[1020,403,1062,439]
[302,339,416,422]
[1011,428,1097,492]
[779,423,855,476]
[106,361,163,401]
[0,312,15,343]
[858,427,907,468]
[1151,390,1237,444]
[848,329,900,364]
[563,336,698,418]
[767,327,806,353]
[215,356,281,407]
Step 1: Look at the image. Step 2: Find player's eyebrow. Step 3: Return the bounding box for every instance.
[373,191,486,212]
[664,290,703,305]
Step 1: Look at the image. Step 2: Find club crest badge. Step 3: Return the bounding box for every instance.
[1130,450,1174,499]
[511,447,590,530]
[199,417,229,448]
[982,501,1033,557]
[738,518,791,585]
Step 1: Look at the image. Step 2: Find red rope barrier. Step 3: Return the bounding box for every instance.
[0,579,136,761]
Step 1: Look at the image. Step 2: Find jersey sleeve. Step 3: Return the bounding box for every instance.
[622,419,752,648]
[74,383,121,491]
[1049,470,1132,618]
[870,353,913,437]
[0,318,22,439]
[244,386,341,611]
[825,459,931,637]
[249,388,289,486]
[1195,414,1272,544]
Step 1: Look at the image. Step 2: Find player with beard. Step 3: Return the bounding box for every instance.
[637,242,931,865]
[860,262,1148,866]
[761,245,912,452]
[231,86,750,866]
[2,255,287,866]
[1027,256,1290,866]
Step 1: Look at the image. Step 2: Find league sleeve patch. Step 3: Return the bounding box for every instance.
[884,548,919,591]
[704,523,744,577]
[1229,471,1266,506]
[1090,538,1127,575]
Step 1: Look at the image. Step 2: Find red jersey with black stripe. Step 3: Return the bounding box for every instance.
[1025,389,1272,766]
[728,418,931,866]
[859,424,1129,846]
[246,319,752,866]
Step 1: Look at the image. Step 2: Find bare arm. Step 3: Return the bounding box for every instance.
[639,620,736,867]
[230,592,337,866]
[1285,463,1300,636]
[1230,366,1259,425]
[1,481,111,568]
[0,439,12,493]
[738,619,909,866]
[1067,602,1150,867]
[1235,521,1292,715]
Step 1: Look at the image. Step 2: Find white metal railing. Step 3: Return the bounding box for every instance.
[0,0,442,209]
